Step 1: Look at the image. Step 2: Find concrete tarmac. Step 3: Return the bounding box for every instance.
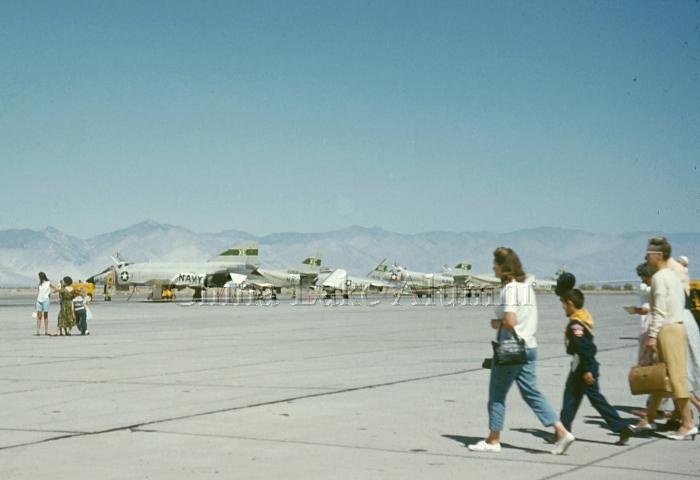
[1,293,698,479]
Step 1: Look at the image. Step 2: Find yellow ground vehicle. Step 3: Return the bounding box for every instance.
[690,280,700,324]
[161,289,175,301]
[72,282,96,299]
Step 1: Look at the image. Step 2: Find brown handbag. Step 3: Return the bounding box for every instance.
[628,363,672,395]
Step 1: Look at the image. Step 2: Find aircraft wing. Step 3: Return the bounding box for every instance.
[364,277,391,289]
[86,266,113,285]
[317,269,389,291]
[243,278,275,289]
[465,274,501,288]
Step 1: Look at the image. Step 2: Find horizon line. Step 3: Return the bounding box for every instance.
[2,221,700,240]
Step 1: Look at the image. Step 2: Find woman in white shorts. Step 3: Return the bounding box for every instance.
[35,272,56,336]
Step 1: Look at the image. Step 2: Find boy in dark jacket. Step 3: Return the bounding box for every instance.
[559,289,633,445]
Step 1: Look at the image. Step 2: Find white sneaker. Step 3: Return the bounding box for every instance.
[551,432,575,455]
[467,440,501,453]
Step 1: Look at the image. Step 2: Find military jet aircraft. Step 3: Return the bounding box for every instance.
[441,262,557,291]
[439,261,473,285]
[315,261,397,299]
[113,241,259,300]
[528,272,558,291]
[368,261,455,298]
[439,262,501,288]
[239,254,324,299]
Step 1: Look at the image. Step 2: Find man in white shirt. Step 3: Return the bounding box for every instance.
[636,237,695,440]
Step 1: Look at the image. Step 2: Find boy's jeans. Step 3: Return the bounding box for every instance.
[75,309,87,334]
[560,370,627,433]
[488,348,559,431]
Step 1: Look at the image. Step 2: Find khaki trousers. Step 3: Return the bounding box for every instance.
[657,323,689,399]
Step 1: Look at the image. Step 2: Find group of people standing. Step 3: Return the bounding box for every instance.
[468,236,698,456]
[35,272,91,336]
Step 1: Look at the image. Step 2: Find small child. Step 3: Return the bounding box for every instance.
[72,288,88,336]
[559,289,633,445]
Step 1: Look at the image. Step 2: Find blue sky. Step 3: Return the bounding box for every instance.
[1,1,698,237]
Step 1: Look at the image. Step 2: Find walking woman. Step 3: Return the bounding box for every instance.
[35,272,56,336]
[468,247,575,455]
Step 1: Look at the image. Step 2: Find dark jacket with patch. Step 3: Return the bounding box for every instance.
[565,319,599,377]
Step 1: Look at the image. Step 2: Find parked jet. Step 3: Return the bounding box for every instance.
[440,261,474,285]
[316,261,397,298]
[369,262,455,297]
[240,254,324,298]
[113,241,260,300]
[371,259,553,294]
[528,272,558,291]
[442,262,557,291]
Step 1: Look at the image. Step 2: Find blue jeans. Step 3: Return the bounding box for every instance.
[75,309,87,335]
[560,370,627,433]
[488,348,559,431]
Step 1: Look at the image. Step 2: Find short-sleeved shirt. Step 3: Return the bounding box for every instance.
[37,281,52,302]
[72,295,86,311]
[495,280,538,348]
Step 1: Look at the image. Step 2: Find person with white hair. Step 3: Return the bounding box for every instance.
[669,256,690,296]
[679,256,690,290]
[671,254,700,416]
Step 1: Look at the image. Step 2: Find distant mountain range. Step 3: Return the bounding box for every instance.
[0,221,698,287]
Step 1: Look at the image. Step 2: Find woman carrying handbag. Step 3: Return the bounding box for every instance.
[468,248,575,455]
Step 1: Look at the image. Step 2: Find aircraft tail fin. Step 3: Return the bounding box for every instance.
[299,253,322,272]
[215,241,260,266]
[111,252,128,268]
[320,269,347,289]
[367,258,388,278]
[453,261,472,272]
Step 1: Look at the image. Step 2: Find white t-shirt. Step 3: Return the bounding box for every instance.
[37,281,52,302]
[495,280,538,348]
